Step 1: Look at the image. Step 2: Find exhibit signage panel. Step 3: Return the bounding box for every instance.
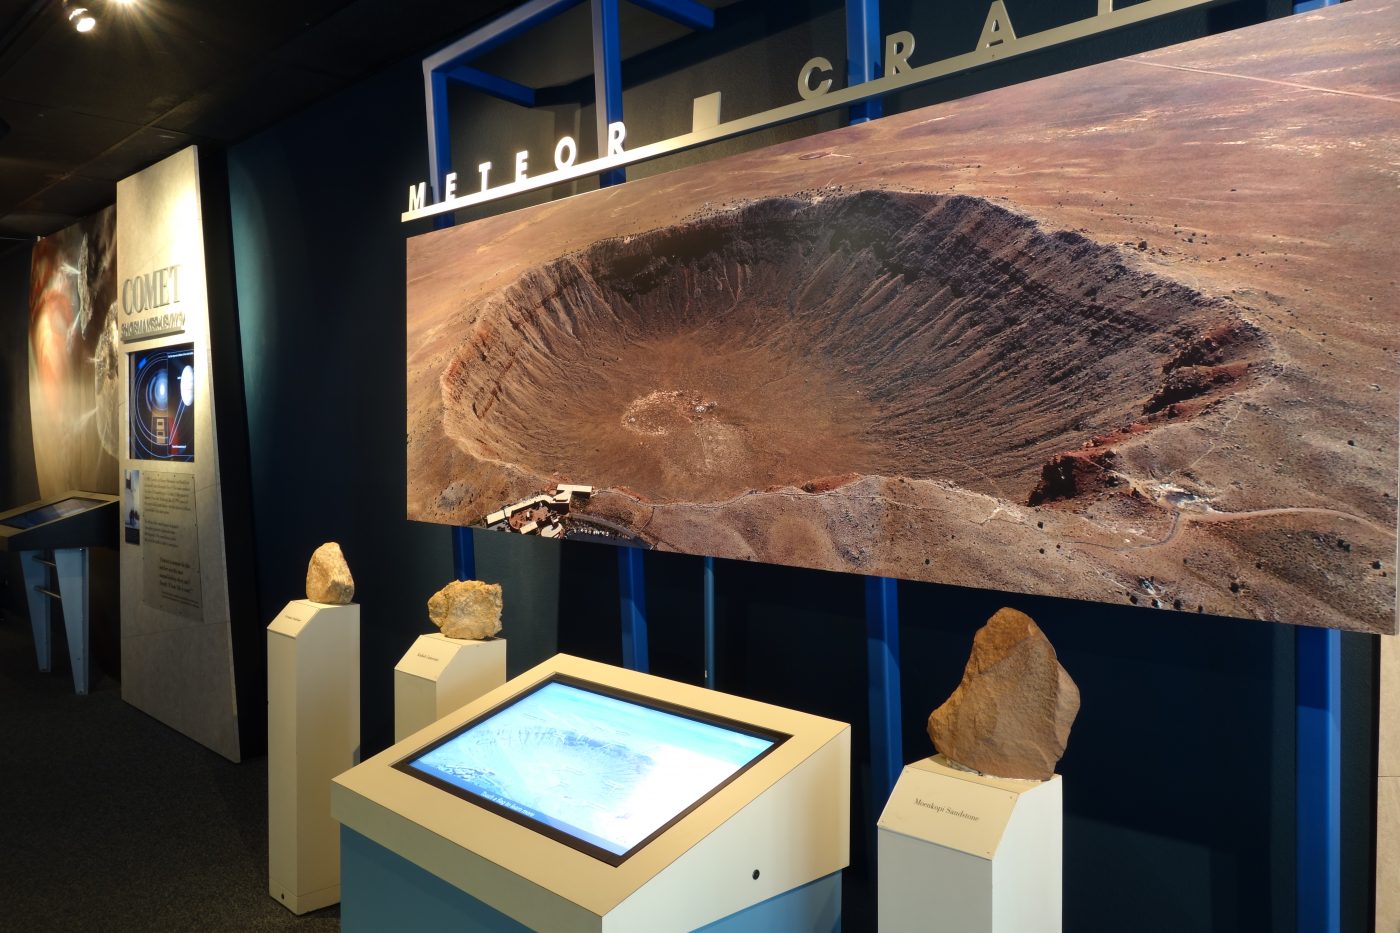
[117,146,242,761]
[405,2,1399,634]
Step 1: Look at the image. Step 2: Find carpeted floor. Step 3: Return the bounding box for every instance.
[0,612,339,932]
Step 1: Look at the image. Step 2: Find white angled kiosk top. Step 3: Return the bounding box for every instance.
[332,653,851,933]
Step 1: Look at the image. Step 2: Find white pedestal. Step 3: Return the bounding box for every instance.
[393,633,506,742]
[267,600,360,914]
[877,755,1062,933]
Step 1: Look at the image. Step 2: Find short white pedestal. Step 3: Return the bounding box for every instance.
[393,633,506,742]
[877,755,1062,933]
[267,600,360,914]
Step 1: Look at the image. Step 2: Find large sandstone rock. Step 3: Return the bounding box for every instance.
[428,580,503,640]
[305,542,354,605]
[927,608,1080,781]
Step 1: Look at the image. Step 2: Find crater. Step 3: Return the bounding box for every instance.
[441,190,1265,507]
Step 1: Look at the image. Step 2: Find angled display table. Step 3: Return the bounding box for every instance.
[0,492,118,694]
[333,653,850,932]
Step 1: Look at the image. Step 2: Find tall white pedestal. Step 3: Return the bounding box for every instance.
[267,600,360,914]
[877,755,1062,933]
[393,633,506,742]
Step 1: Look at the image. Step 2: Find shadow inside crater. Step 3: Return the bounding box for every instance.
[442,190,1266,507]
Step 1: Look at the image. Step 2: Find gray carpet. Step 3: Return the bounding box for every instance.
[0,613,339,932]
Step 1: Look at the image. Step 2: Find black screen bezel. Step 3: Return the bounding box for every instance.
[391,672,790,867]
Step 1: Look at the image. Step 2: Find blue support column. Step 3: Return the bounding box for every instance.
[451,527,475,581]
[592,0,641,669]
[1292,0,1339,11]
[865,576,903,805]
[846,0,883,124]
[703,556,716,688]
[1295,625,1341,933]
[847,0,898,816]
[619,547,650,672]
[593,0,626,187]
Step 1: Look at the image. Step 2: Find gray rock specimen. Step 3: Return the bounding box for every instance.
[305,542,354,605]
[926,607,1080,781]
[427,580,503,640]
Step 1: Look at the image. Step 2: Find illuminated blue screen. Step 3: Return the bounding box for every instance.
[1,497,102,530]
[403,681,778,858]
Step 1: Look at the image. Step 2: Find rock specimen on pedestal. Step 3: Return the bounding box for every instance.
[305,542,354,605]
[926,608,1080,781]
[427,580,503,640]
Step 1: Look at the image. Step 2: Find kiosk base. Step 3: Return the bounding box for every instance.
[21,547,91,694]
[341,827,842,933]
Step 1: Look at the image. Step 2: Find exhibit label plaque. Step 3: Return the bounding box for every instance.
[405,2,1399,634]
[140,470,203,618]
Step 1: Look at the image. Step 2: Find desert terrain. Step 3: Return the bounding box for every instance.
[407,1,1399,633]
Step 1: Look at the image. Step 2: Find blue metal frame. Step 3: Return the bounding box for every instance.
[592,0,626,188]
[1295,625,1341,933]
[422,0,714,201]
[435,0,715,603]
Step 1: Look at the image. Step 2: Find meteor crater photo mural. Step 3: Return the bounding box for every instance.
[407,1,1399,634]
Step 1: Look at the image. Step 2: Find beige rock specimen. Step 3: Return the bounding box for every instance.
[927,607,1080,781]
[428,580,503,640]
[305,542,354,605]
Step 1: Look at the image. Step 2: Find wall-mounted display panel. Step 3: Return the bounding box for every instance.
[117,146,242,761]
[406,1,1399,633]
[28,205,119,499]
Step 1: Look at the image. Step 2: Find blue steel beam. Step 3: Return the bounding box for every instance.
[846,0,882,123]
[618,547,650,672]
[703,556,716,688]
[865,576,903,804]
[422,0,587,200]
[593,0,627,187]
[1294,5,1343,914]
[452,527,476,581]
[445,65,538,107]
[627,0,713,30]
[427,70,453,202]
[1296,625,1341,933]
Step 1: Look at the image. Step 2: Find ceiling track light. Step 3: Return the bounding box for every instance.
[64,2,97,34]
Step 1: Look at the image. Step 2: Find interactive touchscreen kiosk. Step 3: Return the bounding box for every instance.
[333,654,850,933]
[0,493,117,553]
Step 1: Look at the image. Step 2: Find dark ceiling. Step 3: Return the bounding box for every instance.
[0,0,526,239]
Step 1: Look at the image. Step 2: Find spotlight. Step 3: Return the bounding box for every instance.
[66,4,96,33]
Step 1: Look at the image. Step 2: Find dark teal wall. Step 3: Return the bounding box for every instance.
[0,241,39,621]
[0,241,36,512]
[222,2,1375,930]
